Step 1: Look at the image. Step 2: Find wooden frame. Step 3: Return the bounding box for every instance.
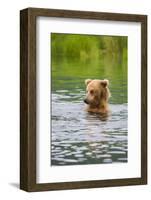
[20,7,147,192]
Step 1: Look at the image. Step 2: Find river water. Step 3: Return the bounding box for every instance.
[51,57,127,166]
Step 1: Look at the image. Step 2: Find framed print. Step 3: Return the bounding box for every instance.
[20,8,147,192]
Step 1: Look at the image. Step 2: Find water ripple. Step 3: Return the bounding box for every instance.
[51,93,128,166]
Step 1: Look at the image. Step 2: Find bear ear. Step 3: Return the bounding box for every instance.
[100,79,109,87]
[85,79,92,85]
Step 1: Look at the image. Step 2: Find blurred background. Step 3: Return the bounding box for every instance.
[51,33,127,104]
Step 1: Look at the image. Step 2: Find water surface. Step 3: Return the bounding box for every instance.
[51,56,127,166]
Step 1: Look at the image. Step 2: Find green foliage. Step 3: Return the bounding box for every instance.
[51,33,127,61]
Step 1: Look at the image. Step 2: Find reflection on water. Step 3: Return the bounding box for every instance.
[51,55,127,166]
[51,93,127,165]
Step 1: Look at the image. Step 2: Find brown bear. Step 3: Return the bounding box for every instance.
[84,79,111,114]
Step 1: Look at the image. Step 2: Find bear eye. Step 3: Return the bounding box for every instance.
[90,90,94,94]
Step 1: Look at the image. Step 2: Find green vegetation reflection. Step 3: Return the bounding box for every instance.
[51,33,127,104]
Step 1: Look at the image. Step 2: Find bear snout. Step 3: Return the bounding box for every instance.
[84,98,89,104]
